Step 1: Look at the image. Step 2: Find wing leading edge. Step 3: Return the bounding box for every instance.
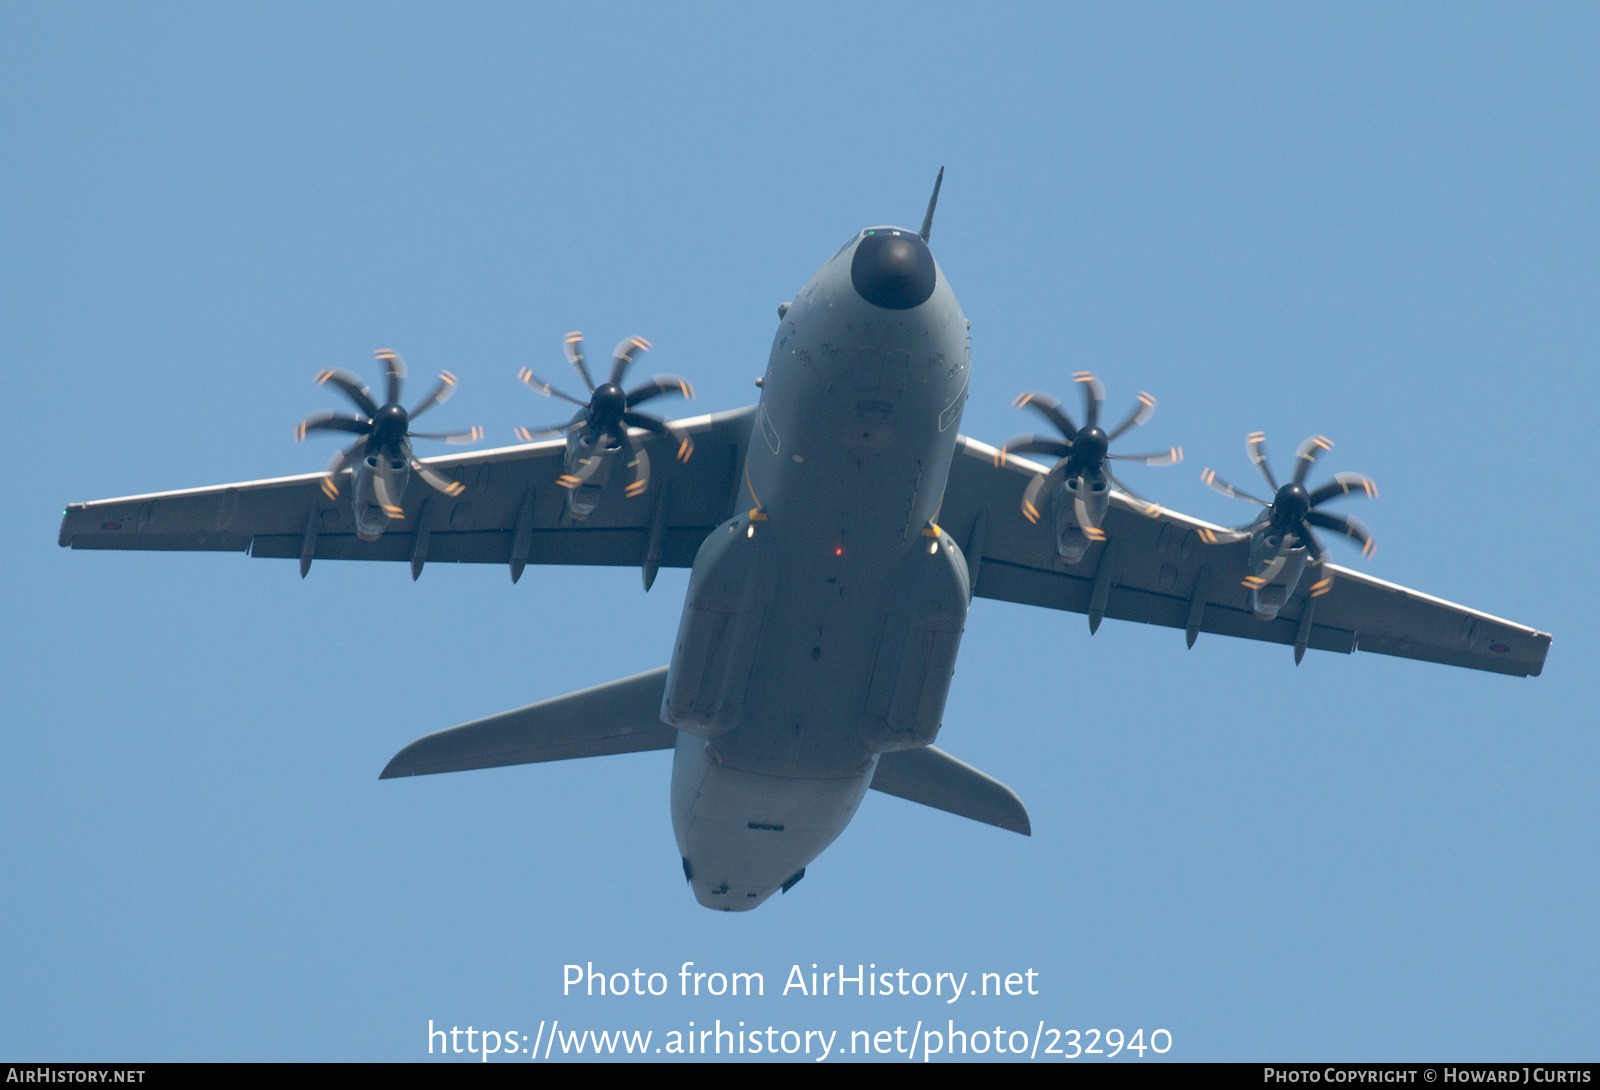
[941,436,1551,678]
[59,406,757,581]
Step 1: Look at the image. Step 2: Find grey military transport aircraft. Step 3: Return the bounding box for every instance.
[58,172,1551,911]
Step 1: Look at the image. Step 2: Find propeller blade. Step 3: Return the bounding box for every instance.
[1109,446,1182,466]
[1013,391,1078,440]
[1305,509,1375,557]
[1247,431,1279,491]
[1304,532,1336,598]
[609,336,652,387]
[375,349,407,407]
[1292,434,1334,487]
[563,332,595,392]
[619,409,667,436]
[409,455,466,497]
[321,438,369,498]
[314,369,380,417]
[619,411,693,462]
[518,367,590,408]
[408,371,459,420]
[1242,534,1294,590]
[1106,391,1156,442]
[998,434,1074,462]
[1073,371,1105,429]
[295,411,371,441]
[1073,470,1108,542]
[514,419,581,442]
[625,374,695,408]
[1296,520,1326,566]
[1020,459,1071,524]
[408,426,484,445]
[1308,472,1378,506]
[557,443,608,490]
[622,431,651,497]
[1200,467,1268,506]
[1107,470,1165,518]
[372,458,406,520]
[1073,491,1100,540]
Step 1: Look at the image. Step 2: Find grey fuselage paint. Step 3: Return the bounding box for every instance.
[663,227,972,910]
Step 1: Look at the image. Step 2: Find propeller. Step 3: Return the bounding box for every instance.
[514,332,695,497]
[295,349,483,513]
[1201,432,1377,594]
[1000,371,1182,540]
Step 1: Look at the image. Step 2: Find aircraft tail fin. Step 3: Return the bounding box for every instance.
[871,745,1031,835]
[380,667,673,778]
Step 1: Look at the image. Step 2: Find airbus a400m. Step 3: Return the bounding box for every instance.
[59,172,1550,911]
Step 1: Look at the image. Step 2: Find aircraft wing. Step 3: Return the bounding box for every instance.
[58,406,756,582]
[940,436,1552,678]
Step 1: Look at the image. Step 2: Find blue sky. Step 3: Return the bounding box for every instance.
[2,3,1595,1061]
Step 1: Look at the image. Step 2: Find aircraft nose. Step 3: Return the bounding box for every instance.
[850,229,936,310]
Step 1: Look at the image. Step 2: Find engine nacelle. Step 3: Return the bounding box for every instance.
[857,530,971,752]
[661,510,776,738]
[1246,528,1308,620]
[1050,473,1109,564]
[350,454,411,542]
[561,432,623,522]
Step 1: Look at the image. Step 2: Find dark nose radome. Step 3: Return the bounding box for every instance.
[851,229,936,310]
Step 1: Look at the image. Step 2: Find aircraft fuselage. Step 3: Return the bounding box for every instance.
[663,227,971,909]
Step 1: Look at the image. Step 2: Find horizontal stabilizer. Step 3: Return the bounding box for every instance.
[871,745,1031,835]
[380,668,674,778]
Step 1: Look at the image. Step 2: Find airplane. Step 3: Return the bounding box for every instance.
[57,170,1552,912]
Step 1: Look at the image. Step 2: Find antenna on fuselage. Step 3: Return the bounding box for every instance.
[919,166,944,244]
